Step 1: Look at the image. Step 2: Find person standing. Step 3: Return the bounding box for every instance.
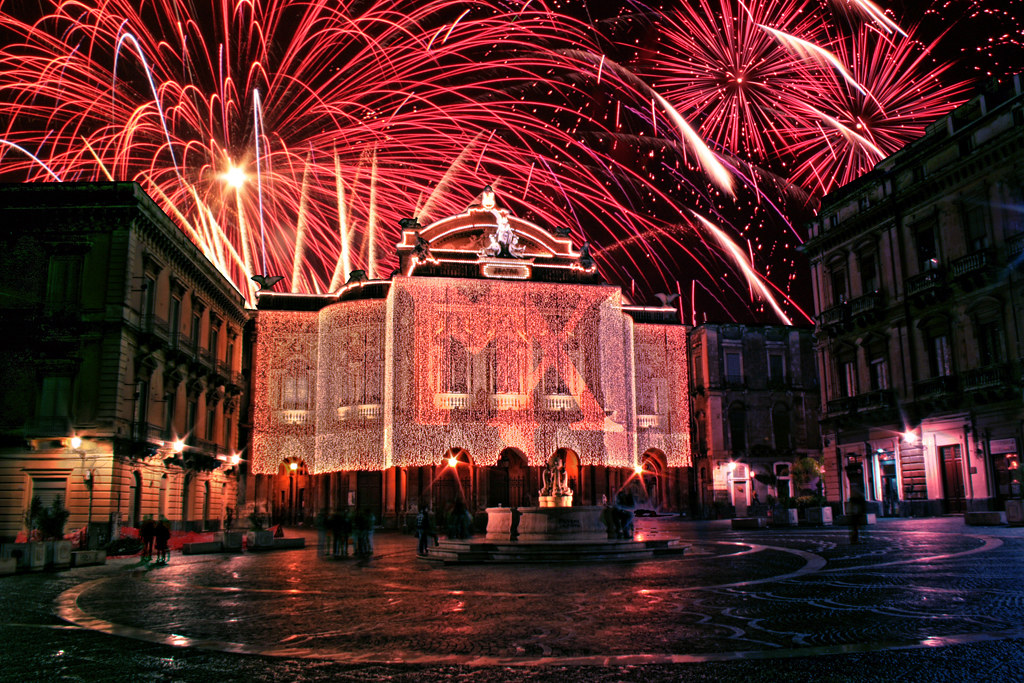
[416,504,433,556]
[154,519,171,564]
[140,516,156,562]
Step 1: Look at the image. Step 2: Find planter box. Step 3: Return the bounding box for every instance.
[805,507,833,526]
[71,550,107,567]
[1005,500,1023,526]
[246,530,276,549]
[216,531,243,551]
[1,542,48,571]
[50,540,73,569]
[769,507,798,527]
[0,557,16,575]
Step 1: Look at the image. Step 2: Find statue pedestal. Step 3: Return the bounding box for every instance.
[538,494,573,508]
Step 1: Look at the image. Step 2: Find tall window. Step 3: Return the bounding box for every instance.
[169,297,182,344]
[135,379,149,438]
[929,334,953,377]
[859,253,879,293]
[725,351,742,385]
[444,339,470,394]
[281,375,310,409]
[186,399,197,442]
[775,463,792,498]
[772,403,791,450]
[830,269,847,304]
[728,405,747,453]
[207,402,217,442]
[190,312,201,351]
[768,352,785,382]
[692,351,703,387]
[39,376,72,421]
[208,321,220,360]
[869,357,889,391]
[976,321,1004,366]
[963,197,990,251]
[916,223,939,271]
[46,255,83,309]
[163,393,175,439]
[143,274,156,322]
[841,360,858,395]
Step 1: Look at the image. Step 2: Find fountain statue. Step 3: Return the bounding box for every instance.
[538,455,573,507]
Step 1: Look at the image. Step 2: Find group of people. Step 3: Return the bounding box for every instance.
[139,516,171,564]
[318,508,375,558]
[601,494,636,539]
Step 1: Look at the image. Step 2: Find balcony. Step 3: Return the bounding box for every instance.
[850,291,884,324]
[491,393,529,411]
[951,249,995,290]
[724,374,746,388]
[817,302,849,335]
[216,360,232,379]
[140,313,170,342]
[1008,231,1024,264]
[436,393,471,410]
[542,394,577,412]
[826,397,855,416]
[274,409,311,424]
[905,267,947,304]
[637,414,661,429]
[962,363,1016,402]
[855,389,895,411]
[914,375,959,403]
[338,403,382,420]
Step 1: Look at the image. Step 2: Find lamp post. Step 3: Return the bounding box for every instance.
[289,460,298,525]
[70,436,95,549]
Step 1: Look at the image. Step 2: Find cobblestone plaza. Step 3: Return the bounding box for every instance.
[3,516,1024,681]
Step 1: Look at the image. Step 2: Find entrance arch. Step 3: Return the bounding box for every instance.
[129,471,143,528]
[436,448,473,515]
[491,448,528,508]
[639,449,667,511]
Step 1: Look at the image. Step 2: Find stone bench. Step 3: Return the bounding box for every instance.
[964,511,1007,526]
[181,541,224,555]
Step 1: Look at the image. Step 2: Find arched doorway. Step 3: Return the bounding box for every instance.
[637,450,667,511]
[436,448,472,515]
[491,448,528,508]
[552,448,580,503]
[278,459,308,524]
[129,471,143,527]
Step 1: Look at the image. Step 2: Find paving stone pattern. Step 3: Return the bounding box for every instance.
[3,516,1024,681]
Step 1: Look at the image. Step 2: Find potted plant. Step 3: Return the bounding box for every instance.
[790,456,831,524]
[245,509,274,549]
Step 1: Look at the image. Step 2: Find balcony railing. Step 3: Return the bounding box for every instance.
[637,414,661,429]
[491,393,529,410]
[542,394,577,412]
[855,389,896,411]
[962,363,1013,391]
[906,267,945,297]
[216,360,232,378]
[140,313,170,339]
[724,374,745,387]
[850,291,884,317]
[436,393,470,410]
[826,397,855,415]
[914,375,959,398]
[275,409,311,424]
[818,302,849,327]
[1007,231,1024,261]
[951,248,993,278]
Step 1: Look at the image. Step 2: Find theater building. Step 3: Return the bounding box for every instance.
[249,189,693,526]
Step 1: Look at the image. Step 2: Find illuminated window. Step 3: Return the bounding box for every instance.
[281,374,310,410]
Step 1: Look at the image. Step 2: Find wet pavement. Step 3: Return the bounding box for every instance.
[3,516,1024,681]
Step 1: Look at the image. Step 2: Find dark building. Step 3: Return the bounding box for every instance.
[804,75,1024,518]
[0,183,249,541]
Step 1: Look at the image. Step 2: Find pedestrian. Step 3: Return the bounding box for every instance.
[415,504,433,556]
[353,507,374,557]
[154,519,171,564]
[849,493,865,544]
[140,515,156,562]
[330,509,351,557]
[315,509,330,556]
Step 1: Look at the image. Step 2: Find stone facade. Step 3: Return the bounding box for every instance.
[689,324,821,516]
[0,182,249,542]
[804,75,1024,517]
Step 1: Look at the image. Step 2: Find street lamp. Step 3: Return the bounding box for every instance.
[69,436,94,549]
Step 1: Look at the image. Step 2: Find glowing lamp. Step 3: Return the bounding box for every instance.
[230,453,241,466]
[447,456,459,468]
[224,165,246,188]
[902,430,918,445]
[69,436,82,450]
[172,439,185,453]
[727,461,737,472]
[289,461,298,471]
[633,464,644,475]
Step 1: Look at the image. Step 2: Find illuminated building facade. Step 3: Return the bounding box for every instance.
[805,77,1024,517]
[250,189,692,525]
[0,183,248,542]
[689,324,821,517]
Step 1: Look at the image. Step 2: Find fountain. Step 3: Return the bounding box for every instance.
[426,456,687,564]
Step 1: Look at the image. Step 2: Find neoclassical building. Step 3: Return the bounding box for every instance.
[249,189,692,526]
[805,76,1023,517]
[0,183,248,542]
